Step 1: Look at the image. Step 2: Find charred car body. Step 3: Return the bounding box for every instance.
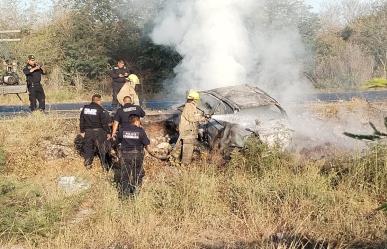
[169,85,292,157]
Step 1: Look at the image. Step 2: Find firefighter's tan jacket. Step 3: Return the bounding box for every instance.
[117,82,139,105]
[178,101,202,140]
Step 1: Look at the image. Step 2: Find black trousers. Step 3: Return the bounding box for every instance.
[117,150,145,196]
[83,128,109,169]
[28,85,45,111]
[112,82,125,107]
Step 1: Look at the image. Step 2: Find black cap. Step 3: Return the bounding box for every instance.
[28,55,35,60]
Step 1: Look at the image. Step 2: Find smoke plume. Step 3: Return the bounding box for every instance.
[150,0,313,102]
[150,0,377,150]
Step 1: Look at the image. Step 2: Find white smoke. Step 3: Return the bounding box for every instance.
[150,0,376,150]
[150,0,313,103]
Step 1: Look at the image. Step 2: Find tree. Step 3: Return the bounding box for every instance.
[319,0,373,28]
[0,1,22,29]
[350,2,387,78]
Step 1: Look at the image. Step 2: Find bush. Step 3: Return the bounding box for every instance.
[228,137,294,176]
[362,77,387,89]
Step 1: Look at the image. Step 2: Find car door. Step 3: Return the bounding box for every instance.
[197,93,234,148]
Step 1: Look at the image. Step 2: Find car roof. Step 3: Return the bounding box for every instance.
[202,84,281,110]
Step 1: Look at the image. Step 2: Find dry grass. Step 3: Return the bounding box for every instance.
[0,113,386,249]
[308,98,387,120]
[0,86,111,106]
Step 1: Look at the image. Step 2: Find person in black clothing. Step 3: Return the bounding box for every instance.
[111,96,145,137]
[23,55,46,111]
[116,115,152,197]
[80,94,111,170]
[110,59,132,109]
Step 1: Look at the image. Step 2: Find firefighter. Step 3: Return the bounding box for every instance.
[110,59,132,109]
[80,94,111,170]
[116,115,153,197]
[23,55,46,111]
[112,95,145,137]
[116,74,141,106]
[127,74,141,105]
[172,90,205,164]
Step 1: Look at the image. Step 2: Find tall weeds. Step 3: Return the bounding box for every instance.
[0,115,386,248]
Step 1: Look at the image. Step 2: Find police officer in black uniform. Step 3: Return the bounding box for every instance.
[116,115,152,197]
[110,59,132,109]
[23,55,46,111]
[80,94,111,170]
[111,95,145,137]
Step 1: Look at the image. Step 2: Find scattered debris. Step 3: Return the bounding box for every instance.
[43,135,78,160]
[147,137,172,161]
[58,176,90,194]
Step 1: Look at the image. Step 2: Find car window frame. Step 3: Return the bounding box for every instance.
[199,92,234,115]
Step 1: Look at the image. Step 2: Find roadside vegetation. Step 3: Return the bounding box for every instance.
[0,111,385,248]
[0,85,111,106]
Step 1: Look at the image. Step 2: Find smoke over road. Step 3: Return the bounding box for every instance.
[150,0,313,103]
[149,0,379,150]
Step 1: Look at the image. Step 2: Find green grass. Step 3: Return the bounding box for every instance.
[0,176,84,244]
[362,77,387,89]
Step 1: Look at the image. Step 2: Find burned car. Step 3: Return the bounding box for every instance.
[168,84,293,157]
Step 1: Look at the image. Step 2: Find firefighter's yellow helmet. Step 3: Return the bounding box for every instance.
[127,74,140,85]
[187,89,200,100]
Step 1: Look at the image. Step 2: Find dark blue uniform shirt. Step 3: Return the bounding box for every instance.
[114,103,145,125]
[110,67,132,84]
[80,102,110,133]
[118,124,150,151]
[23,65,45,86]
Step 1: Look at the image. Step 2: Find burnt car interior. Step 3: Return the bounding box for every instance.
[165,85,290,155]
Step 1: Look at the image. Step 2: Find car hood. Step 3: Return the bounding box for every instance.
[211,108,293,148]
[205,84,281,110]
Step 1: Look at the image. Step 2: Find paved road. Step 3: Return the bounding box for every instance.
[0,100,180,117]
[1,90,387,116]
[303,90,387,102]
